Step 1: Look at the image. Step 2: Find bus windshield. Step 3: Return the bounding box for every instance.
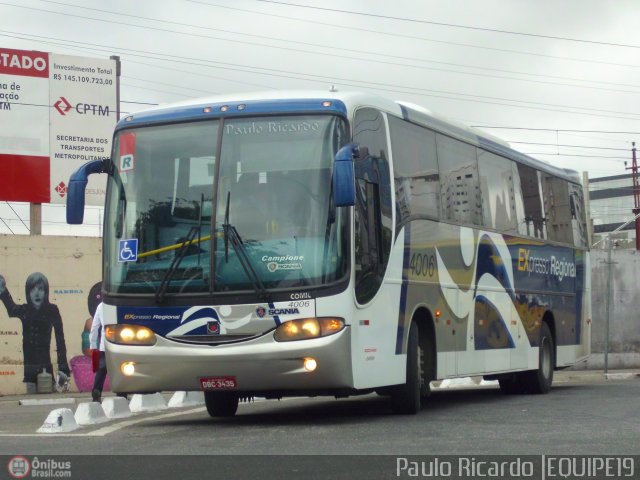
[104,114,348,295]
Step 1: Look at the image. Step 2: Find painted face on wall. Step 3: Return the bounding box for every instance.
[29,283,46,310]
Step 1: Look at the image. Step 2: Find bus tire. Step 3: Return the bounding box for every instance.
[524,322,555,394]
[204,391,239,417]
[390,322,422,414]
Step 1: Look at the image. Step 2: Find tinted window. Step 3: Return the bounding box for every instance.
[569,182,589,248]
[477,150,518,233]
[437,135,482,225]
[388,115,439,225]
[517,164,546,239]
[353,108,393,303]
[542,174,573,244]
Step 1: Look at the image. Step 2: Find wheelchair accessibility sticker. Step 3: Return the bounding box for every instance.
[118,239,138,262]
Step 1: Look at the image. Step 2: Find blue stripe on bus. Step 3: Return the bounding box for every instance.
[116,99,348,131]
[473,295,515,349]
[395,223,412,354]
[268,302,281,326]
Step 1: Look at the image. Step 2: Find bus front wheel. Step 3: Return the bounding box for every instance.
[204,391,239,417]
[390,322,422,414]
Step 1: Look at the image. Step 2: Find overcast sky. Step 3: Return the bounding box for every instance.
[1,0,639,235]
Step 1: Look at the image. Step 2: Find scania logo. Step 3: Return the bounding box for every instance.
[256,307,266,318]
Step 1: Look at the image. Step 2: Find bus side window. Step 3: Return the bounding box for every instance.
[516,164,547,239]
[353,107,392,304]
[436,134,482,227]
[542,174,572,244]
[354,178,383,303]
[388,115,440,227]
[477,149,518,233]
[569,183,589,248]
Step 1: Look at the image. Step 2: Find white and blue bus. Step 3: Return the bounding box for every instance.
[67,91,591,416]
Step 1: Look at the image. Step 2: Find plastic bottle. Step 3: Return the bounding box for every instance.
[36,368,53,394]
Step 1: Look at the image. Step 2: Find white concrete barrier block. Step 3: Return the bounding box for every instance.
[129,393,167,413]
[102,397,132,419]
[37,408,79,433]
[74,402,110,425]
[436,377,476,389]
[479,379,499,387]
[168,391,205,408]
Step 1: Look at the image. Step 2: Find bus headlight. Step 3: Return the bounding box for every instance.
[273,317,345,342]
[121,362,136,376]
[106,325,157,346]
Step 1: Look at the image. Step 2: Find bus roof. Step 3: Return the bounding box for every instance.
[118,90,581,184]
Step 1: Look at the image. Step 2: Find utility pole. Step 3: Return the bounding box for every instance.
[626,142,639,250]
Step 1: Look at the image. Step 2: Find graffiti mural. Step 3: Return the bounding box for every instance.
[0,273,70,393]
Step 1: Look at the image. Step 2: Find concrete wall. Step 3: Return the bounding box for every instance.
[0,235,101,395]
[580,249,640,369]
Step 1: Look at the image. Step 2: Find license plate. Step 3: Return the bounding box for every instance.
[199,376,237,390]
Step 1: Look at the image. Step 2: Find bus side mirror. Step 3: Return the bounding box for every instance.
[66,160,108,224]
[333,143,358,207]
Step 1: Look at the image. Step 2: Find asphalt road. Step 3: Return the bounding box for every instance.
[0,372,638,480]
[1,372,638,455]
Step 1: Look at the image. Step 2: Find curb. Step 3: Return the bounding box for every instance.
[605,372,639,380]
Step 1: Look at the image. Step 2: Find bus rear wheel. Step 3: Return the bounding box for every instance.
[390,322,423,414]
[498,322,554,395]
[204,391,239,417]
[523,322,554,394]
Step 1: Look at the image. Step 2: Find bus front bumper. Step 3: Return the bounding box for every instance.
[105,327,353,394]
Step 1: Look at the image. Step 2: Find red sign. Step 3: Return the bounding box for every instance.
[0,154,50,202]
[0,48,48,78]
[119,131,136,157]
[118,131,136,173]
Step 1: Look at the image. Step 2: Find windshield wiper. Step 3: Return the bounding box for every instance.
[222,191,270,301]
[155,226,199,303]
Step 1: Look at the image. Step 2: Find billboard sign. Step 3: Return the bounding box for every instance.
[0,48,50,203]
[0,48,118,205]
